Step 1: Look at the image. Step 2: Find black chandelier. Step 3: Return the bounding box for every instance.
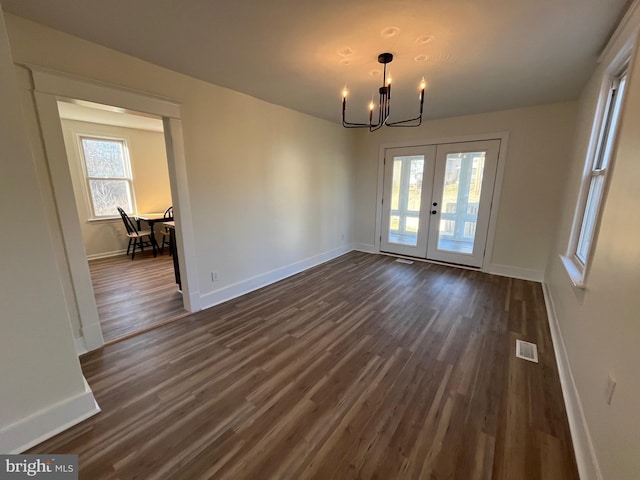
[342,52,426,132]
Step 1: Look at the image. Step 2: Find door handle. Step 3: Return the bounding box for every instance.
[431,210,437,215]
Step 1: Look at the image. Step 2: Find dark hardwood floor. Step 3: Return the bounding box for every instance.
[88,251,186,343]
[33,251,578,479]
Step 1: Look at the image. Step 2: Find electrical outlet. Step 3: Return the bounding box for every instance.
[211,271,218,283]
[605,374,616,405]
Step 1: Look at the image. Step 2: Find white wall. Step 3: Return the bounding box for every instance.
[353,102,577,280]
[0,5,96,453]
[61,118,171,258]
[544,5,640,479]
[4,13,354,325]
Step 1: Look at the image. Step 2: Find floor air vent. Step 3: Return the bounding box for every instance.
[515,339,538,363]
[395,258,414,264]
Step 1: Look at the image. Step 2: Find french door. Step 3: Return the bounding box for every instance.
[380,146,435,257]
[381,140,500,268]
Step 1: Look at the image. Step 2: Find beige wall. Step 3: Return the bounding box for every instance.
[0,7,86,444]
[544,13,640,480]
[353,102,577,279]
[61,118,171,257]
[4,13,354,325]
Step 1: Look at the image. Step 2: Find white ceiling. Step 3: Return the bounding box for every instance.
[2,0,631,124]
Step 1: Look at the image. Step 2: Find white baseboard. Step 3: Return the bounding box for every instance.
[485,263,543,282]
[354,243,377,254]
[199,245,352,310]
[185,288,201,313]
[86,249,127,261]
[353,248,542,282]
[73,336,88,356]
[0,377,101,454]
[80,321,104,352]
[542,282,602,480]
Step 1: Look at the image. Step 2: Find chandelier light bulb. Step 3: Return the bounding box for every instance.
[420,77,427,90]
[369,101,375,111]
[342,87,348,98]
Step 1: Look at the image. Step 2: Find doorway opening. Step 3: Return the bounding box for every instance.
[55,98,186,343]
[380,139,501,268]
[29,65,199,354]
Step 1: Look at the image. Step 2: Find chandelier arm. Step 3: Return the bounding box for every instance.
[369,121,385,132]
[382,109,391,123]
[342,102,372,127]
[386,92,424,127]
[386,116,423,127]
[368,119,382,130]
[369,89,387,129]
[386,92,391,119]
[342,117,371,127]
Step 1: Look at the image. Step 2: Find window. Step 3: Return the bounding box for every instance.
[562,65,628,287]
[79,136,135,218]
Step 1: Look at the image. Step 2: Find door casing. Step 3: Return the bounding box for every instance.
[24,66,201,354]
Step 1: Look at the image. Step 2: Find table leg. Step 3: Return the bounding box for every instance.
[149,221,158,257]
[169,228,181,289]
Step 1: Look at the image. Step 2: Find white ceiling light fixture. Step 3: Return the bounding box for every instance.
[341,52,427,132]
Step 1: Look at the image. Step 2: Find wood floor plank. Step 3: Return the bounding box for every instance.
[88,251,186,343]
[29,252,579,479]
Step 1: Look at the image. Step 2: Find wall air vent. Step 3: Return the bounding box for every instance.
[515,339,538,363]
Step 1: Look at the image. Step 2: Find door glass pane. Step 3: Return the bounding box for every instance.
[388,155,424,246]
[391,161,401,210]
[437,151,485,254]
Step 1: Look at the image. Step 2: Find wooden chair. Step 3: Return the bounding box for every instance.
[117,206,156,259]
[160,206,173,255]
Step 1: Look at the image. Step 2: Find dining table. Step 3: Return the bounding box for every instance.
[134,212,174,254]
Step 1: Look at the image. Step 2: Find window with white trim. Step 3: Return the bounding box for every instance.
[79,136,136,218]
[562,64,628,287]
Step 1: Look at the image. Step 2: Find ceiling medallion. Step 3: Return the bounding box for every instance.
[341,52,426,132]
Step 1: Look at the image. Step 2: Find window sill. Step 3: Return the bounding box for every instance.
[87,217,120,224]
[560,255,586,289]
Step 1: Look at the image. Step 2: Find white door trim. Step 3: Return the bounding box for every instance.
[374,132,509,270]
[26,65,200,352]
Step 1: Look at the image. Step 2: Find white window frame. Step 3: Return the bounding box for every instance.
[561,55,631,288]
[77,134,137,219]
